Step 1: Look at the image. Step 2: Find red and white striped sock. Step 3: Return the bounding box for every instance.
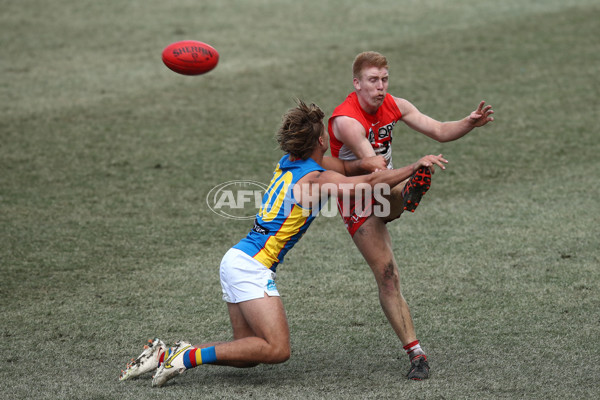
[403,340,426,360]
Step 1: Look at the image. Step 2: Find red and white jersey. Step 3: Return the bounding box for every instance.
[328,92,402,168]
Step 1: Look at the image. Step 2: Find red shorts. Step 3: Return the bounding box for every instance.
[337,195,376,237]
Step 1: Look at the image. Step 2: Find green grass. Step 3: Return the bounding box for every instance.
[1,0,599,398]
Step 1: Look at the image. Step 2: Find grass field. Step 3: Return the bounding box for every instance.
[1,0,599,398]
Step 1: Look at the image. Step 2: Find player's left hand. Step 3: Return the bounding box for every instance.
[469,101,494,127]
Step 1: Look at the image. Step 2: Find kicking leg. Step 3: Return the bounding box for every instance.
[380,166,432,223]
[380,180,407,223]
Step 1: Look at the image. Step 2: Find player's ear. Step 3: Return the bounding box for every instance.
[353,77,360,91]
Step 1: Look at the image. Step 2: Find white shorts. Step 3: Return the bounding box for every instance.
[220,248,279,304]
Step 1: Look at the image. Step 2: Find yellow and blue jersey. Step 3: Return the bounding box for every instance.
[233,154,325,271]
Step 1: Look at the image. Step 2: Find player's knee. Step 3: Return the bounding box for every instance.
[268,344,291,364]
[277,347,291,363]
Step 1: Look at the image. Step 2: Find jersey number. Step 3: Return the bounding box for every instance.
[259,166,293,222]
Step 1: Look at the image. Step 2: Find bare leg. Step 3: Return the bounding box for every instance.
[380,180,407,223]
[195,294,291,368]
[352,215,417,345]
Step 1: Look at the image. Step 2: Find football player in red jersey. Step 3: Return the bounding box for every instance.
[328,51,494,380]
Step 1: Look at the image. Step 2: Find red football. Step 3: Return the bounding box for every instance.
[161,40,219,76]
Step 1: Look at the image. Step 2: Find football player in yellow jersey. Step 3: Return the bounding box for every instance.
[120,100,447,387]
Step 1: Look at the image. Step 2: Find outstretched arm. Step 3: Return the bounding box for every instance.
[294,154,448,207]
[399,99,494,143]
[320,155,387,176]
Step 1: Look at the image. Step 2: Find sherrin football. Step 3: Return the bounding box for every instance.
[162,40,219,76]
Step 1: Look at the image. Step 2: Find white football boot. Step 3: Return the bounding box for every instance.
[119,338,166,381]
[152,341,193,387]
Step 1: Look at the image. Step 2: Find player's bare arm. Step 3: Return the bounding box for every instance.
[331,116,377,159]
[294,154,447,207]
[397,98,494,143]
[320,155,387,175]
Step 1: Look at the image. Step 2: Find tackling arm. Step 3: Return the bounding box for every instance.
[320,155,387,176]
[294,154,448,207]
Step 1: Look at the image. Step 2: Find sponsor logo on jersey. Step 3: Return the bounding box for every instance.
[252,219,270,234]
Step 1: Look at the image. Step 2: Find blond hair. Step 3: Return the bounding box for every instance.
[352,51,388,79]
[276,100,325,160]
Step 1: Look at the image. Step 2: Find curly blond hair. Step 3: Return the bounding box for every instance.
[276,100,325,160]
